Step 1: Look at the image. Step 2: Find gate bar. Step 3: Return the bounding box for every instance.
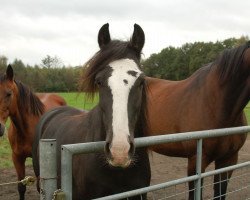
[93,161,250,200]
[60,126,250,200]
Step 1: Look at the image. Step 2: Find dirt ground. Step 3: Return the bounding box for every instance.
[0,140,249,200]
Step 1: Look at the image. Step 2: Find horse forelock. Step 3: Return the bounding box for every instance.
[79,40,142,100]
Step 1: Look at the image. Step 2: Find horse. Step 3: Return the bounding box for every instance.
[0,65,67,200]
[32,23,151,200]
[146,41,250,199]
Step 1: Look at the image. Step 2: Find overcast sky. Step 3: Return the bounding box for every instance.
[1,0,249,66]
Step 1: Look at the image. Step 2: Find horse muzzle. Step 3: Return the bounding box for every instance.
[105,141,135,168]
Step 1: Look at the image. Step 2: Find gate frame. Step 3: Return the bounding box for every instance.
[39,126,250,200]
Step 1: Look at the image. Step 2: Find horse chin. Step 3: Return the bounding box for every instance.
[108,158,131,168]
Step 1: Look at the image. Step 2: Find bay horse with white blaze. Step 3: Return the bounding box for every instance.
[32,23,151,200]
[146,41,250,199]
[0,65,66,200]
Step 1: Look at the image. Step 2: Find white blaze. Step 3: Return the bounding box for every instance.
[108,58,141,157]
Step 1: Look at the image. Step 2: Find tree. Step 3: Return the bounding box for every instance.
[0,55,8,72]
[41,55,63,68]
[143,36,249,80]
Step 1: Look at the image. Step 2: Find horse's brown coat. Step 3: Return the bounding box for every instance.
[146,42,250,199]
[0,65,66,200]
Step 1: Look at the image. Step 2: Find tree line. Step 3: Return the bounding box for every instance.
[0,36,248,92]
[0,55,82,92]
[142,36,248,80]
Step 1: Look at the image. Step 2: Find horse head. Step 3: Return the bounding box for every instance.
[83,23,146,168]
[0,65,16,136]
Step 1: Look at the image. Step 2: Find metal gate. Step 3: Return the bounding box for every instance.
[39,126,250,200]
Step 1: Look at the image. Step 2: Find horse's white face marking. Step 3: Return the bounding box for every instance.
[108,58,142,165]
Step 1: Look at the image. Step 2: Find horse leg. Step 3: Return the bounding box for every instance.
[12,153,26,200]
[188,155,211,200]
[213,152,238,200]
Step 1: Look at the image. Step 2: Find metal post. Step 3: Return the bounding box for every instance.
[195,139,203,200]
[39,139,57,200]
[61,146,72,200]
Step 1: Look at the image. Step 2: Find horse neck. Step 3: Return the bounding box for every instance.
[203,68,248,125]
[9,90,41,136]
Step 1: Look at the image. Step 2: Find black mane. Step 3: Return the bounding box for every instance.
[15,80,44,116]
[136,80,149,137]
[214,41,250,84]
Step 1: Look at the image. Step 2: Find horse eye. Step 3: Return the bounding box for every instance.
[95,79,102,86]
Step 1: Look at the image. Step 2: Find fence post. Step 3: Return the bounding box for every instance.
[39,139,57,200]
[195,138,202,200]
[61,146,72,200]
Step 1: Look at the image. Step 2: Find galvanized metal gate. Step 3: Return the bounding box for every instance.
[39,126,250,200]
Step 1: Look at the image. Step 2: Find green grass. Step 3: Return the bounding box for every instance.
[58,92,98,110]
[245,106,250,124]
[0,94,249,169]
[0,92,98,169]
[0,135,13,168]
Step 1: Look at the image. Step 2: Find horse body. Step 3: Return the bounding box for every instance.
[32,24,151,200]
[34,106,150,200]
[146,43,250,199]
[38,93,66,111]
[0,65,66,200]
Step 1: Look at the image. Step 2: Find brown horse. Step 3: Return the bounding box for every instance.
[146,41,250,199]
[0,65,66,200]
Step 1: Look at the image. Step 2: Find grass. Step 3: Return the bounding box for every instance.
[0,135,14,168]
[244,106,250,124]
[0,94,249,169]
[58,92,98,110]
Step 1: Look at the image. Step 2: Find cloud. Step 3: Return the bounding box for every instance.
[0,0,249,66]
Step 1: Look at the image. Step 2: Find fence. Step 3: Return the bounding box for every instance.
[39,126,250,200]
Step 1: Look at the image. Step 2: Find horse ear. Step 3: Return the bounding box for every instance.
[129,24,145,56]
[98,23,111,49]
[6,64,14,81]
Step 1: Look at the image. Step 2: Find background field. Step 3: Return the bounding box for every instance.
[0,92,249,169]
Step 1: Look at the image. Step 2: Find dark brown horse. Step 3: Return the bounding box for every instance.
[146,41,250,199]
[32,24,151,200]
[0,65,66,200]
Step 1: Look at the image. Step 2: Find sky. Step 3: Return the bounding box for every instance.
[1,0,250,66]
